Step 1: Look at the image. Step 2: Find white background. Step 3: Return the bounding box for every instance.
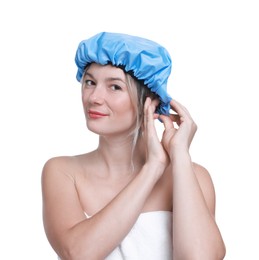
[0,0,258,259]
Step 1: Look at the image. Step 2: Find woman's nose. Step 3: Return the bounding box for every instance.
[87,85,105,104]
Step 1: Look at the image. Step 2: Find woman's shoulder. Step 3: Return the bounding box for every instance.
[43,151,95,167]
[192,162,213,183]
[43,155,77,171]
[42,152,94,180]
[41,156,76,183]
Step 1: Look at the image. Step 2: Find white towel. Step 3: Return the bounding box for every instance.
[106,211,173,260]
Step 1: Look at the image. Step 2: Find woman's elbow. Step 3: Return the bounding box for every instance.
[57,240,107,260]
[217,240,227,260]
[173,240,226,260]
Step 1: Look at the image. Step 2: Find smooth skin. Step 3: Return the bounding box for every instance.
[42,64,226,260]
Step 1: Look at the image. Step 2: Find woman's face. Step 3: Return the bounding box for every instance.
[81,63,136,136]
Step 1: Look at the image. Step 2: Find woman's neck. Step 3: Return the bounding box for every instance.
[95,135,145,177]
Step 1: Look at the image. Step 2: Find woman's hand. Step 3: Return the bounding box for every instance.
[143,97,169,169]
[159,99,197,158]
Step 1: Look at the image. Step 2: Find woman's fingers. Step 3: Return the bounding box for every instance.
[144,97,162,142]
[170,99,191,118]
[159,113,181,130]
[144,97,150,127]
[159,114,174,129]
[144,97,156,129]
[143,98,169,166]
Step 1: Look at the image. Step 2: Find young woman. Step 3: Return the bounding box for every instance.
[42,32,226,259]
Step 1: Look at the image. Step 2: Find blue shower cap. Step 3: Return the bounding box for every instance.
[75,32,172,115]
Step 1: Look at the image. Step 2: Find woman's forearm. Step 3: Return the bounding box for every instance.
[171,152,225,260]
[61,163,164,260]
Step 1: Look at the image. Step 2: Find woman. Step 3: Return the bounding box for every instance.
[42,32,226,259]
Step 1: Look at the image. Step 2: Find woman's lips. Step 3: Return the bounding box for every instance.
[88,110,109,119]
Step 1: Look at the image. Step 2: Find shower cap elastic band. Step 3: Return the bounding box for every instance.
[75,32,172,115]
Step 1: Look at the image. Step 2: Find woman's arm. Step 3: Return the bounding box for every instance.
[171,154,226,260]
[42,98,167,260]
[42,158,164,260]
[160,99,226,260]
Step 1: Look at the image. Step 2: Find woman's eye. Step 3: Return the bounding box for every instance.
[84,80,95,87]
[110,85,122,91]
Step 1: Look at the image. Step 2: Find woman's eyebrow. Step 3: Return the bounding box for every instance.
[83,72,94,78]
[84,72,126,85]
[106,77,126,84]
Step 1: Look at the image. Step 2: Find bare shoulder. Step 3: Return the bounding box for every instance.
[42,153,92,179]
[41,155,91,239]
[42,156,75,187]
[42,156,76,176]
[41,154,93,205]
[193,162,213,182]
[193,162,216,216]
